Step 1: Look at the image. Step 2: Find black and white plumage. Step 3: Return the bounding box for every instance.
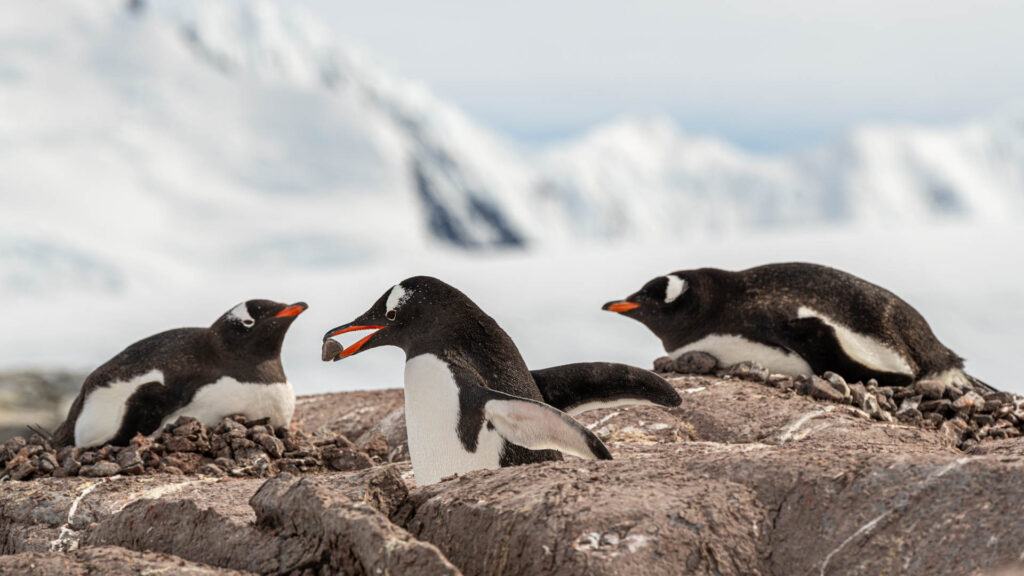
[52,299,307,448]
[322,276,680,485]
[603,262,994,390]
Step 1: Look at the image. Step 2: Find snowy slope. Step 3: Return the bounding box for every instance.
[3,0,1024,280]
[542,117,1024,241]
[1,0,1023,393]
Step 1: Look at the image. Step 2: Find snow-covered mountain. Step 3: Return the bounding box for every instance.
[2,0,1024,297]
[2,0,1023,393]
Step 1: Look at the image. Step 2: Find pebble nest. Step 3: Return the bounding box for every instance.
[0,415,380,482]
[657,352,1024,450]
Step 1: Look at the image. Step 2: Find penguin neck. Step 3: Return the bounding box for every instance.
[210,336,286,383]
[403,317,536,399]
[655,276,731,353]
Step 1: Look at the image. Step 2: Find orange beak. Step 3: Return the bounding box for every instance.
[324,325,385,358]
[603,301,641,313]
[274,303,308,318]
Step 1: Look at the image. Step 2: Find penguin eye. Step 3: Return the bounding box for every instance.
[386,310,397,321]
[242,319,255,328]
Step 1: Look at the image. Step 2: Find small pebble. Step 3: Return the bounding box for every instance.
[673,351,718,375]
[808,377,845,402]
[914,379,947,400]
[727,361,769,383]
[322,339,345,362]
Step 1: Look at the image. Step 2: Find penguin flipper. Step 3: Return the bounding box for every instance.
[965,373,1000,394]
[531,363,681,416]
[481,388,612,461]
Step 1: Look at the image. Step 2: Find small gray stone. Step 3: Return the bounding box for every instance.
[653,356,676,373]
[808,377,845,402]
[116,448,144,475]
[322,338,345,362]
[198,463,226,477]
[896,408,923,424]
[216,417,248,437]
[80,461,120,478]
[974,414,995,426]
[822,371,846,387]
[727,361,769,383]
[914,379,947,400]
[849,383,868,408]
[953,391,985,414]
[898,395,923,414]
[171,416,204,437]
[863,394,881,416]
[673,351,718,375]
[62,452,81,476]
[255,433,285,459]
[795,375,814,396]
[919,399,953,414]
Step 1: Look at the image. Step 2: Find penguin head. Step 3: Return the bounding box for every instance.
[322,276,468,359]
[602,273,697,335]
[211,299,308,358]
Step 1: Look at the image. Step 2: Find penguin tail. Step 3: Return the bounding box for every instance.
[26,423,53,442]
[964,373,1001,394]
[532,362,681,416]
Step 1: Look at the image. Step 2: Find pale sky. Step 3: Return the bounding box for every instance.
[295,0,1024,151]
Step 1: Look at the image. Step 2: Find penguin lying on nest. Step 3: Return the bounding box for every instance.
[50,299,307,448]
[603,262,996,392]
[322,276,681,486]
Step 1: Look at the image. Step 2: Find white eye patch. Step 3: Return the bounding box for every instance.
[664,275,687,303]
[229,302,255,327]
[386,284,411,314]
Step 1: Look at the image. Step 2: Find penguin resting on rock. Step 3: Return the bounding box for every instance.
[603,262,996,392]
[322,276,681,485]
[52,299,307,448]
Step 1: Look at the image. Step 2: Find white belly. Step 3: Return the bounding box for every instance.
[404,354,505,486]
[75,369,164,448]
[156,377,295,434]
[670,333,814,377]
[797,307,914,376]
[73,372,295,448]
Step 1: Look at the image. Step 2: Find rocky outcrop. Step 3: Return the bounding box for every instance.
[2,375,1024,575]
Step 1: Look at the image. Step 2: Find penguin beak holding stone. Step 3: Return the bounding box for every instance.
[602,300,642,313]
[322,313,388,361]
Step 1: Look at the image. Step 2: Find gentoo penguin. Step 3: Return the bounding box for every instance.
[322,276,680,485]
[51,299,307,448]
[603,262,994,391]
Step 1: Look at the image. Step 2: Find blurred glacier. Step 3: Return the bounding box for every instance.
[1,0,1022,392]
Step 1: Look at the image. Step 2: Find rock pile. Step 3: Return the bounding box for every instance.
[0,414,378,482]
[4,381,1024,575]
[657,351,1024,450]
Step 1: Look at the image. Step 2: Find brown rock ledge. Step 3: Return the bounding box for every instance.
[1,375,1023,576]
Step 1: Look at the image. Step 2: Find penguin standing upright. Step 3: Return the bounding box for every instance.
[322,276,681,485]
[52,299,307,448]
[603,262,995,391]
